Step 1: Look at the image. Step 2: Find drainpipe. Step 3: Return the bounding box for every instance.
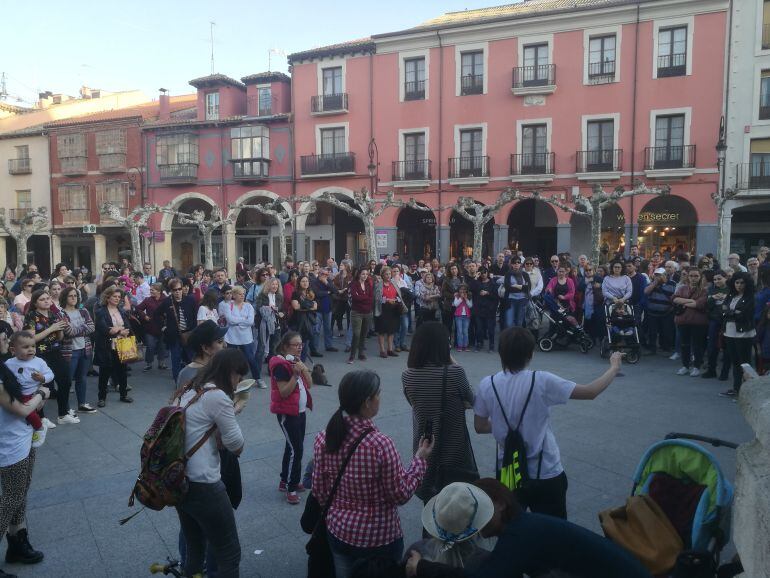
[437,30,444,260]
[719,0,734,257]
[219,124,226,271]
[290,65,298,260]
[628,1,641,257]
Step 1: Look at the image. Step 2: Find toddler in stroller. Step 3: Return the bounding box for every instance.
[536,293,594,353]
[601,302,641,363]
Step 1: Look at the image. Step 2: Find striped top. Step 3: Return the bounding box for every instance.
[402,364,475,500]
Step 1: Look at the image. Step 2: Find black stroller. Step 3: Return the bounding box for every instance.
[600,301,641,363]
[536,293,594,354]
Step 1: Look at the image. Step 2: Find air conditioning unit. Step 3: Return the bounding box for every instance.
[82,224,97,234]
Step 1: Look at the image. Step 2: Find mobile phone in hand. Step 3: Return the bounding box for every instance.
[741,363,759,379]
[423,418,433,443]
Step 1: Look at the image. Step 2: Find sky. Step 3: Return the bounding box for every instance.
[1,0,492,106]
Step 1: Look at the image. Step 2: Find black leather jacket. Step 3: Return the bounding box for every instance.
[721,294,756,334]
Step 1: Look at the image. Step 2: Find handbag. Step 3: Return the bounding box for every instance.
[600,494,684,574]
[169,300,191,345]
[422,366,479,500]
[304,428,374,578]
[114,335,140,364]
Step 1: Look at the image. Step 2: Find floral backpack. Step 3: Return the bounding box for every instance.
[120,389,216,524]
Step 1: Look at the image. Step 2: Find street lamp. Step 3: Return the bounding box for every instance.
[367,138,379,194]
[127,166,142,198]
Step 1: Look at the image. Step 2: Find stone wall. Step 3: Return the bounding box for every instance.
[734,376,770,577]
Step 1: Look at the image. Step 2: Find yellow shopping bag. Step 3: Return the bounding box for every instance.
[114,335,140,364]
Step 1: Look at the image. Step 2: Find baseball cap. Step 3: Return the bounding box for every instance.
[654,268,666,275]
[187,320,228,352]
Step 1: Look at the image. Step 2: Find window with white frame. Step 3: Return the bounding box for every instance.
[322,67,343,96]
[460,51,484,95]
[760,71,770,120]
[657,26,687,77]
[156,133,198,179]
[58,184,90,224]
[57,133,86,173]
[404,58,426,100]
[257,86,272,116]
[205,92,220,120]
[523,43,551,86]
[96,181,129,218]
[521,124,549,173]
[9,145,30,174]
[15,145,29,159]
[403,132,426,179]
[456,129,484,176]
[588,35,616,83]
[320,127,346,156]
[16,190,31,209]
[95,128,127,171]
[231,126,270,178]
[586,119,616,171]
[653,115,686,168]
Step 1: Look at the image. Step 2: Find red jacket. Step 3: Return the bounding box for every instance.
[269,355,312,416]
[350,280,374,314]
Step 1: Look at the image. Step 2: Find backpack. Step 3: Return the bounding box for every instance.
[121,388,217,523]
[491,372,542,492]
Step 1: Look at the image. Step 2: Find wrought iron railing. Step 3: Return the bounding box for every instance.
[301,152,355,175]
[512,64,556,88]
[158,163,198,182]
[448,155,489,178]
[392,159,431,181]
[311,93,348,113]
[657,53,686,77]
[510,152,555,175]
[8,158,31,175]
[644,145,696,170]
[460,75,484,95]
[737,162,770,190]
[576,149,622,173]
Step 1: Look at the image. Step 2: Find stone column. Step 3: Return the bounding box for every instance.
[93,234,107,270]
[155,231,173,270]
[0,236,6,274]
[50,234,62,266]
[695,223,719,258]
[556,223,571,254]
[294,231,307,261]
[224,223,237,279]
[493,224,510,256]
[734,377,770,578]
[437,225,451,262]
[624,223,639,257]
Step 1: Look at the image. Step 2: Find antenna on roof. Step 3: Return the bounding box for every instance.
[0,72,7,100]
[209,21,216,74]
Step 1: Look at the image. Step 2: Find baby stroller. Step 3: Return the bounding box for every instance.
[604,433,741,578]
[600,301,641,363]
[536,293,594,354]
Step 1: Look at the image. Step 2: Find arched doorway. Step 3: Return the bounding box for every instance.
[730,201,770,261]
[637,195,698,258]
[234,197,284,267]
[172,198,222,273]
[305,196,365,264]
[570,204,625,260]
[507,199,557,259]
[397,204,435,262]
[449,206,494,261]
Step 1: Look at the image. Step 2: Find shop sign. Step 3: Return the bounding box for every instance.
[637,212,680,224]
[375,232,388,248]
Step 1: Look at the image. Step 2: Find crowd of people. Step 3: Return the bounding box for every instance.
[0,242,768,577]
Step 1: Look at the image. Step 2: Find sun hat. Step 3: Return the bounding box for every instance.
[422,483,494,548]
[654,268,667,275]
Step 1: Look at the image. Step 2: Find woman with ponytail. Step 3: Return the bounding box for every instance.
[312,370,434,577]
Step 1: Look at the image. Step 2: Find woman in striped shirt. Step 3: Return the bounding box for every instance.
[312,370,433,577]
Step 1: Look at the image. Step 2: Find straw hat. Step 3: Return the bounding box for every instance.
[422,483,494,547]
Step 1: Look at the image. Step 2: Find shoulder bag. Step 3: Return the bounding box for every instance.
[169,300,191,346]
[491,371,543,492]
[423,365,479,500]
[303,428,374,578]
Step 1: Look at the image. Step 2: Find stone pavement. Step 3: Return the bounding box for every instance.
[11,340,752,578]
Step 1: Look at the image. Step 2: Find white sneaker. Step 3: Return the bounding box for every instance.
[41,417,56,429]
[57,414,80,425]
[676,367,689,376]
[669,352,680,361]
[256,379,268,389]
[689,367,701,377]
[31,423,49,448]
[68,408,77,417]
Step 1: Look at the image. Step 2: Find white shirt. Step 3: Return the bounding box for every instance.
[197,305,219,324]
[135,282,151,304]
[0,404,32,468]
[5,357,54,396]
[474,369,576,480]
[724,296,756,338]
[179,385,243,483]
[221,302,255,345]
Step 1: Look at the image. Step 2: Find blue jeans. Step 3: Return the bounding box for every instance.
[229,342,260,380]
[318,310,334,350]
[327,531,403,578]
[455,316,470,348]
[144,333,168,366]
[168,341,189,382]
[476,315,496,350]
[505,298,527,328]
[68,348,90,406]
[395,313,409,349]
[255,331,278,379]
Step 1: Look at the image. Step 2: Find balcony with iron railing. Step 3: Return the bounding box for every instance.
[576,149,623,177]
[460,74,484,96]
[301,152,355,176]
[310,93,348,115]
[404,80,425,101]
[8,208,31,223]
[391,159,431,183]
[158,163,198,184]
[587,60,616,84]
[247,95,272,117]
[512,64,556,95]
[737,162,770,191]
[510,152,555,182]
[60,156,87,176]
[644,145,696,170]
[231,158,270,181]
[448,156,489,181]
[657,53,686,77]
[8,158,31,175]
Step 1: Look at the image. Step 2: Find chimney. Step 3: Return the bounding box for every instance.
[158,88,170,120]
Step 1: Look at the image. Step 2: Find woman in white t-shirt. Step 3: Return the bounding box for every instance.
[196,290,220,325]
[174,348,246,578]
[473,327,622,519]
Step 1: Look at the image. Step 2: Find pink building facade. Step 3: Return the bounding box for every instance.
[289,0,728,263]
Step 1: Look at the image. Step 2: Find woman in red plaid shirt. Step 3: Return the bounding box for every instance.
[312,370,434,577]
